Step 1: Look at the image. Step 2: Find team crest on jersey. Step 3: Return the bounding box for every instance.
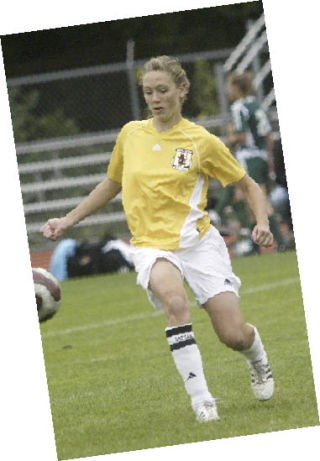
[171,148,193,171]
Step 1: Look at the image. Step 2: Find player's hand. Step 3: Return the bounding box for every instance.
[251,223,273,247]
[40,217,73,241]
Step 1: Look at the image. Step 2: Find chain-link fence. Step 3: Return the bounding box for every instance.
[7,47,236,143]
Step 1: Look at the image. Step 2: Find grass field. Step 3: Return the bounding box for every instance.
[40,250,319,460]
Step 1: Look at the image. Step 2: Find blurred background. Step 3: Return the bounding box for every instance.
[1,0,292,271]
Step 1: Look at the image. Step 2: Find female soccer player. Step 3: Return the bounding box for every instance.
[41,56,274,423]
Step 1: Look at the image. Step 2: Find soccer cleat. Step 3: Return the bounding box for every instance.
[194,399,220,422]
[247,356,274,401]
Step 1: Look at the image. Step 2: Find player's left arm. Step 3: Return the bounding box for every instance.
[235,174,273,247]
[265,132,276,180]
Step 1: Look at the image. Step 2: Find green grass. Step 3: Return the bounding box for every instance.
[40,250,319,460]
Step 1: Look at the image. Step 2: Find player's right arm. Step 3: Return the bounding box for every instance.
[41,177,121,241]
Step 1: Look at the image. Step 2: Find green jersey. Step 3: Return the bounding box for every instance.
[230,96,271,151]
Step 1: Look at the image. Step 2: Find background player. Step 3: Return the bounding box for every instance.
[220,71,286,252]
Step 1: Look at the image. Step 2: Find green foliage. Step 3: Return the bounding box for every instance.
[191,59,219,118]
[8,87,80,142]
[40,250,319,460]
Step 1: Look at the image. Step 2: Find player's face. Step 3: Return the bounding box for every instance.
[226,81,241,102]
[142,71,186,130]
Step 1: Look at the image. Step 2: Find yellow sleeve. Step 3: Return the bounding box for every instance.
[201,134,246,187]
[106,125,128,184]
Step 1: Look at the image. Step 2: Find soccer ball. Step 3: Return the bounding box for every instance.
[33,267,61,322]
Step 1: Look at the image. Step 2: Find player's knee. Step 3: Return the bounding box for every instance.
[218,329,249,351]
[164,292,190,325]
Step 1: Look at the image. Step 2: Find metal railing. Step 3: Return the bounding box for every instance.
[222,13,274,109]
[223,14,266,73]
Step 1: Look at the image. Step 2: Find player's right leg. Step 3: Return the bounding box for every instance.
[149,258,219,422]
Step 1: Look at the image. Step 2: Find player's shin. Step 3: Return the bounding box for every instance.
[165,324,213,409]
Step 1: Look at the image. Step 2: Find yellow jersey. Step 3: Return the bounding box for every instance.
[107,117,246,250]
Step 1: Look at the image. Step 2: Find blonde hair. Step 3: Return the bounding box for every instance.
[227,71,254,96]
[140,55,190,103]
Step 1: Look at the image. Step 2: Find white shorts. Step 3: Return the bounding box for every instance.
[131,226,241,311]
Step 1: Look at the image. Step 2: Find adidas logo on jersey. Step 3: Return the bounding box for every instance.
[152,144,162,151]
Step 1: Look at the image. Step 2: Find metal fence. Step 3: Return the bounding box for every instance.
[7,14,277,252]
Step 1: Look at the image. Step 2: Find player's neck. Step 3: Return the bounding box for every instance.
[153,114,183,133]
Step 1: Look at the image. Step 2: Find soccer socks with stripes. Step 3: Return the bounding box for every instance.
[165,324,213,409]
[240,324,265,362]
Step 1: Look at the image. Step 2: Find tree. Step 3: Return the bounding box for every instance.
[8,87,80,143]
[191,60,219,119]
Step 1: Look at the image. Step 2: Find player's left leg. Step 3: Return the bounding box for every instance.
[204,292,274,401]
